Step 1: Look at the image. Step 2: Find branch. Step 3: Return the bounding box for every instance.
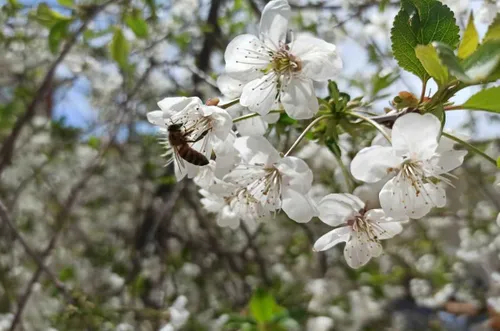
[0,0,116,175]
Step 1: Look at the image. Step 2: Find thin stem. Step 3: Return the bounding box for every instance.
[232,110,282,123]
[219,99,240,109]
[284,115,332,157]
[444,104,464,111]
[349,112,392,143]
[442,132,497,166]
[420,79,427,102]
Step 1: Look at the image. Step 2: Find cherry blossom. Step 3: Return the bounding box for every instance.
[223,136,318,223]
[313,193,405,268]
[222,0,342,119]
[147,97,233,180]
[350,113,467,219]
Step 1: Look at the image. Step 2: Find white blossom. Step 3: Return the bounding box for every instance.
[147,97,233,180]
[313,193,405,268]
[351,113,467,219]
[223,0,342,119]
[224,136,318,223]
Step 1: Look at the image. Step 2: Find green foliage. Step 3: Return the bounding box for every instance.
[458,13,479,59]
[434,41,500,83]
[125,10,149,38]
[34,3,71,28]
[415,44,448,85]
[57,0,74,7]
[484,14,500,42]
[391,0,460,81]
[462,86,500,113]
[110,28,129,69]
[249,289,279,323]
[87,136,101,150]
[497,156,500,169]
[48,20,70,54]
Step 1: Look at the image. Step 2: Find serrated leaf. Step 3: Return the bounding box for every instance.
[48,20,69,54]
[458,12,479,59]
[249,289,277,323]
[484,14,500,42]
[57,0,74,7]
[391,0,460,81]
[415,44,448,85]
[125,11,148,38]
[462,86,500,113]
[110,28,129,69]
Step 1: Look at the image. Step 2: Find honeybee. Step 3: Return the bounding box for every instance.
[167,123,209,166]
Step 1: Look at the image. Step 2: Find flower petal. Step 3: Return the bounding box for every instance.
[202,106,233,140]
[317,193,364,227]
[217,75,244,99]
[259,0,290,48]
[392,113,440,159]
[280,76,318,119]
[240,73,279,115]
[426,150,467,176]
[344,233,372,268]
[147,110,165,127]
[350,146,401,183]
[290,35,342,81]
[313,226,351,251]
[236,115,268,136]
[281,188,318,223]
[233,136,281,165]
[224,34,270,81]
[158,96,199,118]
[277,156,313,193]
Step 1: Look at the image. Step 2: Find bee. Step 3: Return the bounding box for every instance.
[167,123,209,166]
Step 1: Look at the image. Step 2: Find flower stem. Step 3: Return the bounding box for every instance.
[219,99,240,109]
[349,112,392,143]
[441,132,497,166]
[232,110,282,123]
[443,104,464,111]
[284,115,332,157]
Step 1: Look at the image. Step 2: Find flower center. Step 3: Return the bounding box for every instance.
[270,46,302,75]
[399,159,426,196]
[247,166,282,210]
[347,214,382,242]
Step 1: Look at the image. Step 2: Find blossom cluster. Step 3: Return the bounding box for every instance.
[147,0,468,269]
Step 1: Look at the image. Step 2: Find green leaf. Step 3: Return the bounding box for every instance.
[144,0,157,20]
[484,14,500,42]
[57,0,74,7]
[110,28,129,69]
[462,86,500,113]
[458,12,479,59]
[125,11,148,38]
[462,40,500,82]
[497,156,500,169]
[36,3,71,23]
[415,44,448,85]
[249,289,277,323]
[391,0,460,81]
[48,20,69,54]
[87,136,101,150]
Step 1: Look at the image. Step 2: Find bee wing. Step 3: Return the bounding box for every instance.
[172,145,189,179]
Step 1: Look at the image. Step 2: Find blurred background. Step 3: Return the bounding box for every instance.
[0,0,500,330]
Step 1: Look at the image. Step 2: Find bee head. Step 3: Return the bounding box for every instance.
[168,123,183,132]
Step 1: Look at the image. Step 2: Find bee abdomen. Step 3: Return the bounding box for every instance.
[178,144,209,166]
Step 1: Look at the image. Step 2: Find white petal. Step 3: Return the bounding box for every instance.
[224,34,270,81]
[223,165,267,187]
[259,0,290,48]
[277,156,313,193]
[280,76,318,119]
[365,209,405,239]
[233,136,281,165]
[217,75,244,99]
[317,193,364,227]
[202,106,233,140]
[236,115,268,136]
[290,35,342,81]
[217,206,240,229]
[425,150,467,176]
[379,178,444,219]
[344,233,372,269]
[240,73,279,115]
[147,110,165,127]
[350,146,402,183]
[281,188,318,223]
[313,227,351,251]
[158,96,199,118]
[392,113,441,159]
